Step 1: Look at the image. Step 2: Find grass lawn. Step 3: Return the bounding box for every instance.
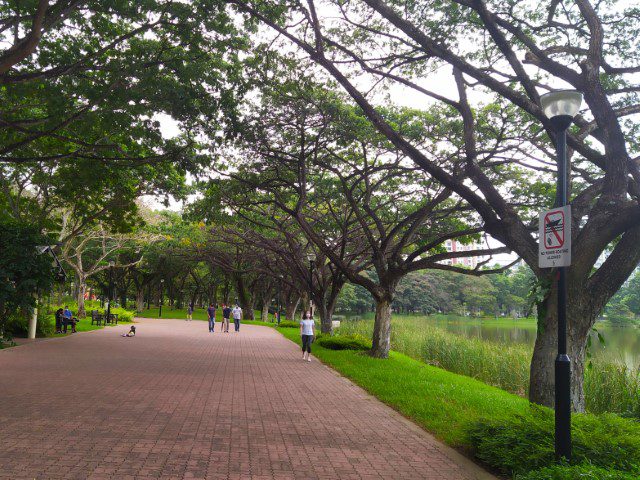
[138,306,270,323]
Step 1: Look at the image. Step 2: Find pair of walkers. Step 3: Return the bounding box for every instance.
[207,303,242,333]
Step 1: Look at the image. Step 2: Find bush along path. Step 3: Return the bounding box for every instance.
[271,327,640,480]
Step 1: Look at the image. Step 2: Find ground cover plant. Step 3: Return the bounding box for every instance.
[339,316,640,416]
[271,325,640,478]
[515,464,639,480]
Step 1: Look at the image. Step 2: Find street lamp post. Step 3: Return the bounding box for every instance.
[106,261,115,324]
[306,252,316,317]
[540,89,583,462]
[277,274,283,325]
[159,279,165,317]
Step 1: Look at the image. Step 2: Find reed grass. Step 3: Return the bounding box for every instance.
[338,317,640,415]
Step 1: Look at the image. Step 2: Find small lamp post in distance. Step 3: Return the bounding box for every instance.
[106,261,115,324]
[539,89,583,462]
[159,278,165,318]
[306,252,316,317]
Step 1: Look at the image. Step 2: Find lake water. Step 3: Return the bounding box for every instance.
[345,314,640,368]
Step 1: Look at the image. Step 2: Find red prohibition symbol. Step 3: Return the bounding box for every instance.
[544,211,564,249]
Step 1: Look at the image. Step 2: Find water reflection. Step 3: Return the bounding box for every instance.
[347,314,640,368]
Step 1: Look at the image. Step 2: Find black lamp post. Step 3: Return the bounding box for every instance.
[307,252,316,317]
[159,279,165,317]
[277,274,283,325]
[540,89,583,461]
[106,261,115,324]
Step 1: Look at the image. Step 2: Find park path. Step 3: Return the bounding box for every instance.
[0,318,495,480]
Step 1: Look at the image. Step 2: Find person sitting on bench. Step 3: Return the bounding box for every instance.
[62,306,76,333]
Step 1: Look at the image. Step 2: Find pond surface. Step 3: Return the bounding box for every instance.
[346,314,640,368]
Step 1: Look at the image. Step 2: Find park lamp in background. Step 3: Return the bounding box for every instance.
[540,89,583,462]
[106,261,115,325]
[159,278,165,318]
[307,252,316,317]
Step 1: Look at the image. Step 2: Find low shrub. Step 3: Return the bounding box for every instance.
[276,321,299,328]
[316,334,371,351]
[466,406,640,476]
[6,309,54,337]
[515,464,638,480]
[109,307,134,322]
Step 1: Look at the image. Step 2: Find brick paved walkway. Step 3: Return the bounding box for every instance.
[0,318,495,480]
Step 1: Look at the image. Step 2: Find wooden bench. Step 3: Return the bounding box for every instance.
[90,310,103,326]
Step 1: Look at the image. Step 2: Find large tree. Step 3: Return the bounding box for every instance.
[230,0,640,411]
[218,83,508,356]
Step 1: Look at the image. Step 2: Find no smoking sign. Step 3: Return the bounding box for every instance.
[539,205,571,268]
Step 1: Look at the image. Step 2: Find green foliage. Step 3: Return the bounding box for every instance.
[466,407,640,475]
[315,334,371,351]
[337,266,536,318]
[49,302,135,324]
[109,307,134,323]
[0,220,56,339]
[276,321,299,328]
[515,464,638,480]
[5,308,54,338]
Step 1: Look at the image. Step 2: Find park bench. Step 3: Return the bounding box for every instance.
[104,313,118,325]
[90,310,103,326]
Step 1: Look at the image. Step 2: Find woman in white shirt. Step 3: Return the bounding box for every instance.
[300,311,315,362]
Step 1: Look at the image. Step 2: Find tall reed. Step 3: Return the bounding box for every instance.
[338,317,640,416]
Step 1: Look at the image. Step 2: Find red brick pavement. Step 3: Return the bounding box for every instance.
[0,318,496,480]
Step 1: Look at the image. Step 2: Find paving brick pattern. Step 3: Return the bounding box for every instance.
[0,318,495,480]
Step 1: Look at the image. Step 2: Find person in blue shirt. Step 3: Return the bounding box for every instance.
[207,303,216,332]
[62,306,76,333]
[222,304,232,333]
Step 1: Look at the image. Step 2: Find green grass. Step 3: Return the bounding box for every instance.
[138,306,269,323]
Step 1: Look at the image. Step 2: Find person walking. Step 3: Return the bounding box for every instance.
[207,303,216,333]
[300,311,315,362]
[222,304,231,333]
[232,304,242,332]
[187,303,194,321]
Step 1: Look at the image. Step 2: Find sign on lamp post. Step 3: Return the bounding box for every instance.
[539,205,571,268]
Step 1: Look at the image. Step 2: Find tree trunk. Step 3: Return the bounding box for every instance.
[234,274,255,320]
[529,286,593,412]
[371,297,392,358]
[286,297,300,320]
[136,288,145,312]
[261,299,270,322]
[317,301,331,334]
[76,280,87,318]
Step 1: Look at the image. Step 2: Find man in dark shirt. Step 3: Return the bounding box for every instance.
[222,304,232,333]
[207,303,216,333]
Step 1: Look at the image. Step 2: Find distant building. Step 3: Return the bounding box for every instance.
[443,240,480,268]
